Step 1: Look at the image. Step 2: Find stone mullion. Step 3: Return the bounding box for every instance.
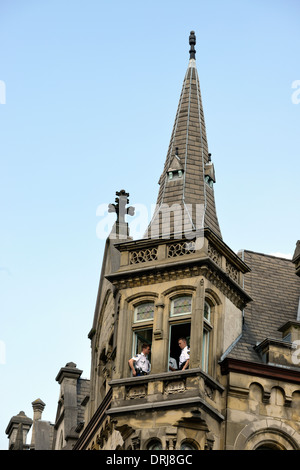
[114,299,131,379]
[151,297,167,374]
[190,278,205,368]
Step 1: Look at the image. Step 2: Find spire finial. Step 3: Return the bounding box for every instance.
[189,31,196,60]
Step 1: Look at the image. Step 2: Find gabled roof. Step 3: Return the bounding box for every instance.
[146,32,221,240]
[225,250,300,363]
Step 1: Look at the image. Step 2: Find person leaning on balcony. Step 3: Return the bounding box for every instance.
[178,337,190,370]
[128,343,151,376]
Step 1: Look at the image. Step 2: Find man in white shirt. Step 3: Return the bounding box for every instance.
[178,337,190,370]
[128,343,151,376]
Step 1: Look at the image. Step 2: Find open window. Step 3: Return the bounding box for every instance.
[133,328,153,363]
[168,322,191,371]
[168,293,192,371]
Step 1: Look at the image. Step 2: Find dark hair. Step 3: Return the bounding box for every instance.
[178,337,187,342]
[142,343,150,350]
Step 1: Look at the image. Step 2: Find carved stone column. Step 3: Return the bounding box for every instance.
[114,299,130,379]
[151,297,167,374]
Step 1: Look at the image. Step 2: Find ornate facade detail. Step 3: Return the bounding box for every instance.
[111,264,249,309]
[126,384,147,400]
[164,380,186,395]
[167,241,196,258]
[129,247,158,264]
[226,260,239,283]
[207,242,222,267]
[204,384,214,399]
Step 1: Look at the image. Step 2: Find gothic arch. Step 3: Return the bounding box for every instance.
[205,288,222,306]
[234,419,300,450]
[125,291,159,304]
[249,382,264,402]
[270,386,285,406]
[179,438,200,450]
[162,285,196,298]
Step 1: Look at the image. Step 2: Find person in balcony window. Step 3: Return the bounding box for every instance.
[178,337,190,370]
[128,343,151,376]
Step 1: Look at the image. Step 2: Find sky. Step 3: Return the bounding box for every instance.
[0,0,299,450]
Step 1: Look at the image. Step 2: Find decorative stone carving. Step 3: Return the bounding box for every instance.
[110,264,249,309]
[167,241,196,258]
[164,380,186,395]
[226,260,239,283]
[207,242,222,267]
[126,385,147,400]
[129,247,158,264]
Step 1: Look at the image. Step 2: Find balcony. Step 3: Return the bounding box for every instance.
[107,367,225,423]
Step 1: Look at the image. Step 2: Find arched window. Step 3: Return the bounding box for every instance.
[134,302,154,322]
[168,294,192,371]
[130,300,155,374]
[180,440,198,450]
[147,439,163,450]
[255,443,282,450]
[170,295,192,316]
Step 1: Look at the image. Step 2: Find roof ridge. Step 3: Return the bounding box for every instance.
[242,249,293,262]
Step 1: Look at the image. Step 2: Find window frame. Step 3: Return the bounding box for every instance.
[167,291,193,372]
[133,301,155,323]
[202,298,214,373]
[170,294,192,318]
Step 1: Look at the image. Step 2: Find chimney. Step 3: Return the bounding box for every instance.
[5,411,32,450]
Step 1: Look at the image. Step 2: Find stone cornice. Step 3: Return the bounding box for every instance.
[106,396,225,423]
[113,228,250,274]
[106,256,252,309]
[220,357,300,384]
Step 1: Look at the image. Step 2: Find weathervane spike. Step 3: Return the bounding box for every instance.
[189,30,196,60]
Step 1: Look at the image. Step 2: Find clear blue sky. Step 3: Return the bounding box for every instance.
[0,0,299,450]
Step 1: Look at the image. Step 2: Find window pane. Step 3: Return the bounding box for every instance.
[134,329,152,357]
[171,296,192,316]
[202,329,209,372]
[204,301,211,322]
[135,302,154,322]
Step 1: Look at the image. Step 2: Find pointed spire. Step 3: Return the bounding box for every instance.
[146,32,222,240]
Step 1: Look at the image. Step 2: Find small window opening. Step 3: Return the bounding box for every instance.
[134,302,154,322]
[170,296,192,317]
[133,328,153,362]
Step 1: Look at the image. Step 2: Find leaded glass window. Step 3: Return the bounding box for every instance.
[134,302,154,322]
[170,296,192,316]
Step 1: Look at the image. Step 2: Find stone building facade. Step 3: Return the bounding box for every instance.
[72,32,300,451]
[6,32,300,451]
